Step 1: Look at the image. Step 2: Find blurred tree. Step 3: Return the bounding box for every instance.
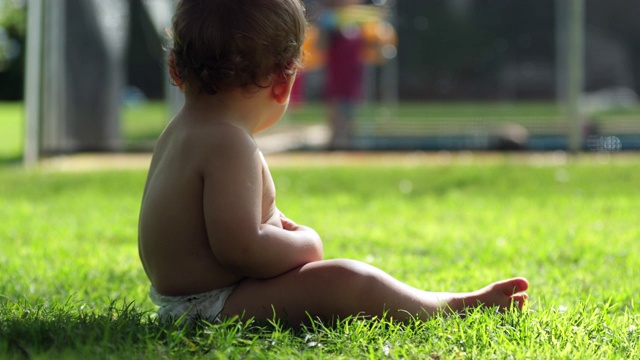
[0,0,27,100]
[394,0,638,100]
[396,1,489,99]
[395,0,556,100]
[4,0,639,102]
[585,0,640,92]
[126,0,164,100]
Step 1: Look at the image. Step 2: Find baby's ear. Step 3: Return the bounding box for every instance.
[271,71,296,105]
[168,52,185,91]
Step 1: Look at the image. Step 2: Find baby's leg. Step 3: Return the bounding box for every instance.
[222,259,528,325]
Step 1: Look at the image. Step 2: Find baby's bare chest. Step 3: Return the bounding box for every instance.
[262,166,276,205]
[260,155,278,221]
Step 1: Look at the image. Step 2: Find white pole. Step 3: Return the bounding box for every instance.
[567,0,585,153]
[23,0,44,166]
[41,0,66,153]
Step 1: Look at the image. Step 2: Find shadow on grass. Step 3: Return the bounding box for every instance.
[0,155,22,167]
[1,301,157,359]
[0,299,287,359]
[0,296,389,359]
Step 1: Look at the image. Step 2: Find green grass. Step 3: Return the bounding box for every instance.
[1,160,639,359]
[0,101,171,158]
[0,102,23,163]
[121,102,170,145]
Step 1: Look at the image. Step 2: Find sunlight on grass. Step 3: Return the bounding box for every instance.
[1,160,639,358]
[121,101,169,145]
[0,102,23,162]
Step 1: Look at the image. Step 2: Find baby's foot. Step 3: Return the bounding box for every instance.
[456,277,529,313]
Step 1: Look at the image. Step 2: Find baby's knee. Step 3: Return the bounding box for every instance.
[319,259,381,303]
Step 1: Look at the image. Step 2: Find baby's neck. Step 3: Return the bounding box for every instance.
[183,87,273,134]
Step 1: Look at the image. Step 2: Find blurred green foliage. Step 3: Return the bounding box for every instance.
[0,0,26,37]
[2,1,640,101]
[0,0,27,100]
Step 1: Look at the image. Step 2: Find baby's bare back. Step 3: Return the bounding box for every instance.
[138,117,275,296]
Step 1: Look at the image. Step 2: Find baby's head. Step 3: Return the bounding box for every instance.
[168,0,306,95]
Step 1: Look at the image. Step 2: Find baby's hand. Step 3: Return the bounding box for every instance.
[280,212,298,231]
[280,211,323,261]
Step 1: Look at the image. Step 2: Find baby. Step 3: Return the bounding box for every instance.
[138,0,529,326]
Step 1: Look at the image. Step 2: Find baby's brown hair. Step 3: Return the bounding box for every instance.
[168,0,306,95]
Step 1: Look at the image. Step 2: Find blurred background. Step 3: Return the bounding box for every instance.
[0,0,639,164]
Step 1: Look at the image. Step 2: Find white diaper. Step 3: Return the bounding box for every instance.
[149,285,236,323]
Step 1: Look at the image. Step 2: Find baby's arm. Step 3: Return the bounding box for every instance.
[201,127,323,279]
[279,212,319,245]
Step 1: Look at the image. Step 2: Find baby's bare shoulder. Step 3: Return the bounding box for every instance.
[194,122,257,160]
[160,118,253,155]
[175,121,259,176]
[151,119,257,175]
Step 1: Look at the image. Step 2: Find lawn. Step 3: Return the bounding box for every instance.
[0,102,23,163]
[1,155,639,359]
[1,100,639,358]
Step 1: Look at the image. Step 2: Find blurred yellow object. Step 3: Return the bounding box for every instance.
[302,24,325,70]
[337,5,389,26]
[360,20,397,64]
